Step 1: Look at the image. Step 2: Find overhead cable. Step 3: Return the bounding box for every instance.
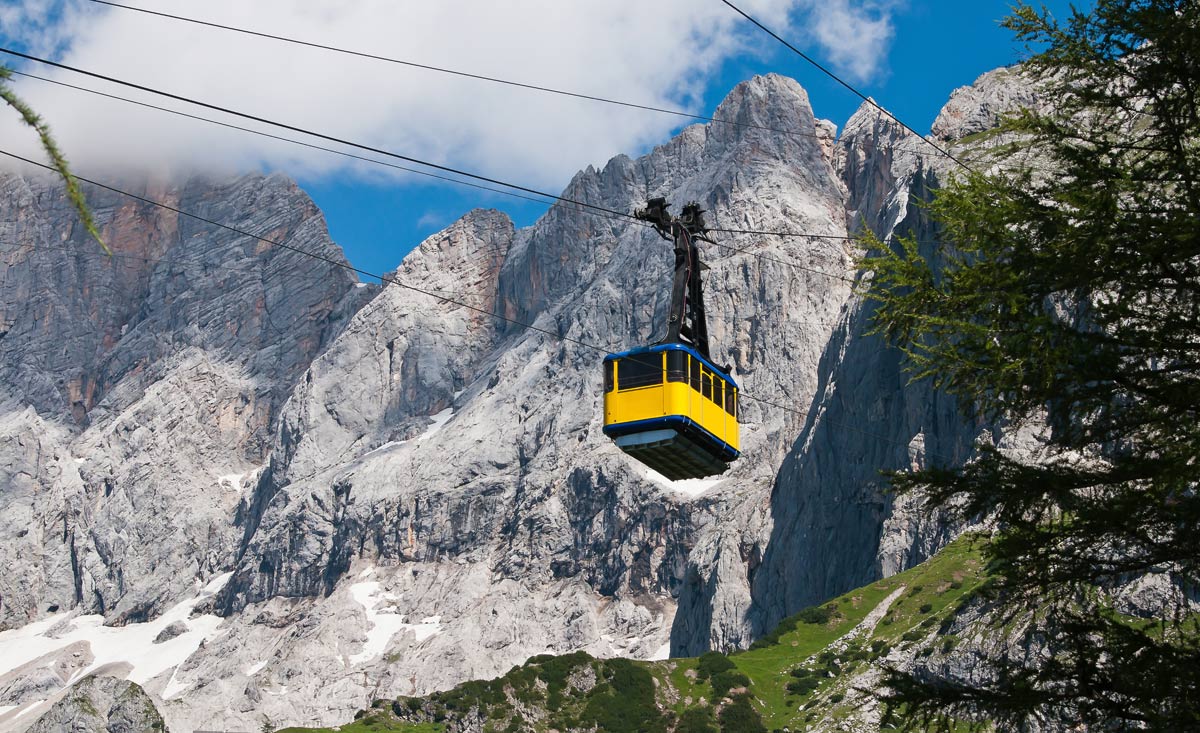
[717,0,975,172]
[2,56,857,281]
[0,146,820,425]
[8,69,561,209]
[0,47,641,222]
[88,0,825,143]
[0,147,617,352]
[1,148,965,461]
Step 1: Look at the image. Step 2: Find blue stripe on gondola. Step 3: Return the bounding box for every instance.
[602,343,737,387]
[603,415,740,461]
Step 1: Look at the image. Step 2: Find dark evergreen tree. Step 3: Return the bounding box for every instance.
[863,1,1200,729]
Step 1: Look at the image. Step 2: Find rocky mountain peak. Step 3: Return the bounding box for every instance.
[396,208,514,293]
[0,168,365,633]
[0,170,357,428]
[931,66,1043,142]
[712,73,818,134]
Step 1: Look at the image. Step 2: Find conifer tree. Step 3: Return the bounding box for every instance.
[864,1,1200,728]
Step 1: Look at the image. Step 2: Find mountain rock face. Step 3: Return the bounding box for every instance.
[0,172,366,631]
[0,69,1035,732]
[22,676,164,733]
[742,71,1049,641]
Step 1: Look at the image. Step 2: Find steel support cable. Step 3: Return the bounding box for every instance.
[3,242,853,331]
[717,0,975,173]
[0,240,509,306]
[0,49,864,284]
[0,147,820,423]
[1,148,962,462]
[86,0,974,173]
[8,70,563,209]
[2,146,814,420]
[0,147,615,352]
[715,4,1143,189]
[2,55,941,245]
[88,0,825,144]
[0,47,642,222]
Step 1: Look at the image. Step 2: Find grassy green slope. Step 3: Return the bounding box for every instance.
[276,721,444,733]
[276,536,987,733]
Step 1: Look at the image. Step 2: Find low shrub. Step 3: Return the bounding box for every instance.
[676,706,718,733]
[786,674,819,696]
[696,652,735,680]
[796,604,837,625]
[709,669,751,703]
[579,659,667,733]
[717,695,767,733]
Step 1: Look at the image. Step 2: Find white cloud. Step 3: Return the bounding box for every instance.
[800,0,901,83]
[415,210,450,231]
[0,0,898,188]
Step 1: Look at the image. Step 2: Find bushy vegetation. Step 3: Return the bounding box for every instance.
[286,536,988,733]
[708,668,751,704]
[717,695,767,733]
[786,668,820,696]
[676,707,718,733]
[748,603,839,650]
[579,659,667,733]
[695,651,736,681]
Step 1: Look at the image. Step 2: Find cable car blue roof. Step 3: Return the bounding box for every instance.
[603,342,737,387]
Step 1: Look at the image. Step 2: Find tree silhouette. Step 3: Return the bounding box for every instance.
[864,0,1200,728]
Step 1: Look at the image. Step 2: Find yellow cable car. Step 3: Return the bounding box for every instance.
[603,344,739,480]
[602,198,740,480]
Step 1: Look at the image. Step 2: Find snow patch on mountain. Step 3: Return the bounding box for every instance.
[219,472,248,494]
[248,661,270,677]
[347,577,443,666]
[414,407,454,443]
[0,573,230,719]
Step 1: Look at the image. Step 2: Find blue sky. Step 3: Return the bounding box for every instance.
[300,1,1088,281]
[0,1,1090,281]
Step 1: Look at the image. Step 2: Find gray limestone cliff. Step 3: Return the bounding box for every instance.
[0,68,1046,732]
[0,171,363,627]
[22,676,165,733]
[155,73,856,730]
[740,70,1046,643]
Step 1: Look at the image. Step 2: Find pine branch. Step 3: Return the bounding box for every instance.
[0,66,109,254]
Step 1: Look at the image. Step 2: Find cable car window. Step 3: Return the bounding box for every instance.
[701,372,712,401]
[619,356,662,389]
[689,357,701,390]
[604,362,614,393]
[666,351,687,382]
[725,387,737,417]
[714,379,723,408]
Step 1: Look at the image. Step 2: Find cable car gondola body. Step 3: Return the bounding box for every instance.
[602,199,740,480]
[603,343,739,480]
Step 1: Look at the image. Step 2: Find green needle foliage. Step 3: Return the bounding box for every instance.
[863,1,1200,729]
[1,65,108,254]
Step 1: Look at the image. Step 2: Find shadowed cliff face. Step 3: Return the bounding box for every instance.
[0,171,363,630]
[743,68,1046,642]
